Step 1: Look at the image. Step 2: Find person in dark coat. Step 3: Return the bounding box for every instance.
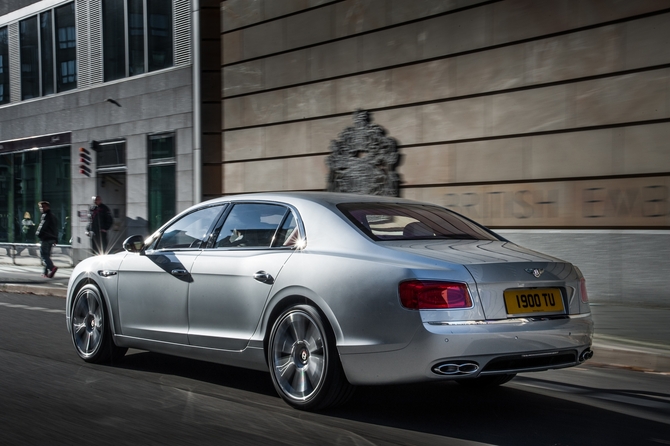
[36,201,59,278]
[88,195,113,255]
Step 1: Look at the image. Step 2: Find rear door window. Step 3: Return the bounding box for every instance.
[338,203,500,241]
[214,203,292,248]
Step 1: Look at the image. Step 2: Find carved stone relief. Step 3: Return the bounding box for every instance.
[326,110,400,196]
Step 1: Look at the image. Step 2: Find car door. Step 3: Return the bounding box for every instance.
[187,203,301,350]
[116,205,225,344]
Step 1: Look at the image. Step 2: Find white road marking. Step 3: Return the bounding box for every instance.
[0,301,65,314]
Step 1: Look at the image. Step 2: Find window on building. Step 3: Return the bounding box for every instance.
[19,16,40,100]
[40,11,54,95]
[19,2,76,100]
[148,133,175,233]
[0,146,71,244]
[128,0,145,76]
[95,140,126,168]
[55,2,77,92]
[0,27,8,104]
[147,1,173,71]
[103,0,174,82]
[102,0,125,81]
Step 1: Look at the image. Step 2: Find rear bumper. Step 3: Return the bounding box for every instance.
[338,313,594,385]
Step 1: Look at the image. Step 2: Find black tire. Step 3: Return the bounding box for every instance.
[70,284,127,364]
[456,373,516,388]
[267,305,354,411]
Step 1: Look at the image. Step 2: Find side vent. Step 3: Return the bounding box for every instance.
[76,0,103,88]
[174,0,192,66]
[8,22,20,102]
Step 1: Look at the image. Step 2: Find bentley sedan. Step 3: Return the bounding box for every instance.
[66,192,593,411]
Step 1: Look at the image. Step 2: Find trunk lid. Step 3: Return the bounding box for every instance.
[381,240,581,319]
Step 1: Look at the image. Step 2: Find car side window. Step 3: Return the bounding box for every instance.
[215,203,288,248]
[154,206,223,250]
[272,211,299,247]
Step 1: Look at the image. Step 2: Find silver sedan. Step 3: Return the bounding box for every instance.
[66,192,594,411]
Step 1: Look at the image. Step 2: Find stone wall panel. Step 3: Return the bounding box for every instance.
[223,127,265,161]
[390,59,454,105]
[264,121,309,158]
[572,69,669,127]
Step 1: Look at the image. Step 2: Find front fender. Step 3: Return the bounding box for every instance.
[65,253,127,335]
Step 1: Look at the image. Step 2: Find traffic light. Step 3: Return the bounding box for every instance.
[79,147,92,177]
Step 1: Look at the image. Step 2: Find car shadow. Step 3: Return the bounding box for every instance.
[109,352,669,445]
[112,350,277,397]
[325,378,669,445]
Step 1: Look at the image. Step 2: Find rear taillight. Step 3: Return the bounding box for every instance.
[579,278,589,303]
[399,280,472,309]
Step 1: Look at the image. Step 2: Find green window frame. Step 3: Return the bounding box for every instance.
[148,133,175,233]
[0,146,71,243]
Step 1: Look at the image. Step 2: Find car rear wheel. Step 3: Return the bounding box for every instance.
[456,373,516,388]
[268,305,353,411]
[70,284,127,363]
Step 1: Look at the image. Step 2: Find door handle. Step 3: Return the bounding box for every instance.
[171,269,189,277]
[253,271,274,284]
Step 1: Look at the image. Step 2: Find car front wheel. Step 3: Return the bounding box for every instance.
[70,284,127,363]
[268,305,353,411]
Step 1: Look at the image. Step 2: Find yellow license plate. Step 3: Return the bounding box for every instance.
[504,288,564,315]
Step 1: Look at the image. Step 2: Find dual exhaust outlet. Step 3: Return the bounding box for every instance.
[579,348,594,362]
[432,362,480,376]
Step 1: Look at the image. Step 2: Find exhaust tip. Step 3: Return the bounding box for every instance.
[579,349,594,362]
[433,361,480,376]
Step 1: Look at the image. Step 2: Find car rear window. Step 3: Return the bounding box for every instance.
[338,203,500,241]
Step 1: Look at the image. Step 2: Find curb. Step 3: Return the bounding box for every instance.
[590,340,670,374]
[0,284,67,298]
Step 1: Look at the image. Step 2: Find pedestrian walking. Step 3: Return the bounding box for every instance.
[36,201,59,278]
[87,195,113,255]
[21,212,35,242]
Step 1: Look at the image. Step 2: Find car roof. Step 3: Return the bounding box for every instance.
[199,191,423,208]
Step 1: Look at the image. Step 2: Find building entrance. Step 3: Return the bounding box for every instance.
[96,172,126,253]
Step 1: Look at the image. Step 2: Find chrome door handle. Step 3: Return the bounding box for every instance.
[253,271,274,284]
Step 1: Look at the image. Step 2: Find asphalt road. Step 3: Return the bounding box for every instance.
[1,291,669,446]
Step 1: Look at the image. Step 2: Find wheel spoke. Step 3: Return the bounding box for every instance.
[289,314,306,343]
[304,323,318,345]
[87,292,99,317]
[85,330,92,353]
[275,355,294,376]
[306,355,324,387]
[291,368,310,395]
[89,327,101,351]
[84,292,93,313]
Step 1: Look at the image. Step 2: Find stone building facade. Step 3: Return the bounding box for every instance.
[221,0,670,304]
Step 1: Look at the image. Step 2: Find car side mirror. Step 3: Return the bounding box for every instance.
[123,235,145,253]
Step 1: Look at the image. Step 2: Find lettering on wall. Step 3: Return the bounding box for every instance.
[404,176,670,227]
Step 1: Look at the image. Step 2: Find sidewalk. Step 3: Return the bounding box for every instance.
[1,255,669,374]
[0,256,71,297]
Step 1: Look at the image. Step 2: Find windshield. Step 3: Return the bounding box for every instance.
[338,203,501,241]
